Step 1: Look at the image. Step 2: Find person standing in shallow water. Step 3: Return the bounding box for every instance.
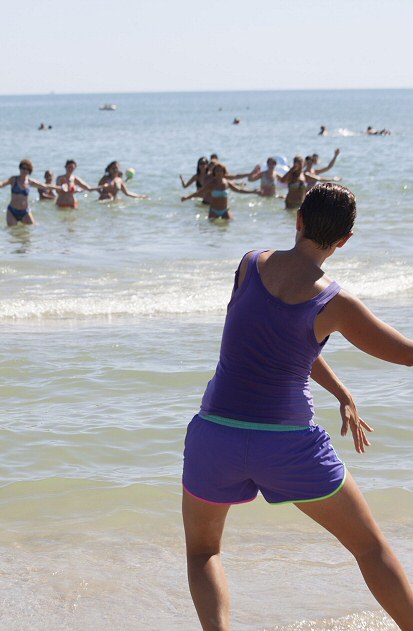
[55,160,97,209]
[181,162,259,220]
[0,159,61,225]
[98,161,147,201]
[182,183,413,631]
[247,157,284,197]
[39,170,57,200]
[180,157,209,193]
[281,155,308,209]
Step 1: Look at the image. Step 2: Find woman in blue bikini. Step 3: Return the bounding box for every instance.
[0,159,61,226]
[181,162,259,220]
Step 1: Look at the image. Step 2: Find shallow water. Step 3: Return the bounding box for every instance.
[0,89,412,629]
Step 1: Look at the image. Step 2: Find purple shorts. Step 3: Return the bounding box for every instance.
[182,415,346,505]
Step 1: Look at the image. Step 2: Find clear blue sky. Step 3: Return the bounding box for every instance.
[2,0,412,95]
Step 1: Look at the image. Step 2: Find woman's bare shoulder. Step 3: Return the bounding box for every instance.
[238,249,273,287]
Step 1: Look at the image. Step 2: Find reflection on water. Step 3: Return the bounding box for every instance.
[6,223,32,254]
[56,206,79,234]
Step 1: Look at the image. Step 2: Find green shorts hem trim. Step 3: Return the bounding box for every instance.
[268,468,347,506]
[199,414,310,432]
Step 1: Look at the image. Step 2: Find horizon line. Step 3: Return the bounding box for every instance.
[0,86,412,98]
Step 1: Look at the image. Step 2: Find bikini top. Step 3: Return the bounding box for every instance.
[261,171,275,187]
[59,176,77,193]
[12,177,30,196]
[211,189,228,198]
[289,180,306,190]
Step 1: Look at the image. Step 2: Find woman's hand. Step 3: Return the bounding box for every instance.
[339,393,374,453]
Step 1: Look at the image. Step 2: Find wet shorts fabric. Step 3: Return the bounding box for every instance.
[182,414,346,505]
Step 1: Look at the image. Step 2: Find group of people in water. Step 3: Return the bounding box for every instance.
[0,159,145,226]
[180,149,341,218]
[318,125,390,136]
[1,150,342,226]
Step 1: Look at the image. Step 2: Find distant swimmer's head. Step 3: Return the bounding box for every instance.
[212,162,228,178]
[266,157,277,167]
[19,159,33,174]
[210,154,219,161]
[299,183,356,250]
[44,170,53,182]
[65,160,77,173]
[311,153,319,164]
[105,161,120,175]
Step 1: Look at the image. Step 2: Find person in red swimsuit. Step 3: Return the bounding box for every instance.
[55,159,99,209]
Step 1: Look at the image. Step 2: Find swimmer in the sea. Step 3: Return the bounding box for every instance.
[190,159,255,205]
[248,157,284,197]
[39,170,57,200]
[0,159,61,225]
[181,162,259,220]
[281,156,308,209]
[55,160,99,209]
[180,157,209,192]
[305,149,342,191]
[98,161,147,201]
[367,126,391,136]
[306,149,340,176]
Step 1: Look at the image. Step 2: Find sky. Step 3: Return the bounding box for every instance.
[1,0,412,95]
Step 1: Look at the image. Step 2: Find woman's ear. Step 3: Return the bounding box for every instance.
[336,231,353,248]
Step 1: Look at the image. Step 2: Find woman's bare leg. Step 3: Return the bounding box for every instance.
[22,211,35,225]
[6,210,17,226]
[296,472,413,630]
[182,489,231,631]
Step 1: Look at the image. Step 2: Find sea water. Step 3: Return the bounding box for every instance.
[0,89,412,630]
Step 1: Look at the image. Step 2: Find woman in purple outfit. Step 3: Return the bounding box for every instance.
[182,182,413,630]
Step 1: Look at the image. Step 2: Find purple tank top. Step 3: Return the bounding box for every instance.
[200,250,341,426]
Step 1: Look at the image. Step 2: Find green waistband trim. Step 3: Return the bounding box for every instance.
[199,414,309,432]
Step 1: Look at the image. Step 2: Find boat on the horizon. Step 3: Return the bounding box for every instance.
[99,104,117,111]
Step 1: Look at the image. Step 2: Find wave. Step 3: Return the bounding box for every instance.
[267,610,396,630]
[335,127,361,137]
[0,257,413,321]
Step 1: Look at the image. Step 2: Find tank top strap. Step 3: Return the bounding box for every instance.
[313,280,341,308]
[233,249,268,293]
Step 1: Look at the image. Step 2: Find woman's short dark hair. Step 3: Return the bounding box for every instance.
[19,159,33,173]
[300,183,356,249]
[65,159,77,168]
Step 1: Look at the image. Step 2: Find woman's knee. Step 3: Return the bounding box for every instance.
[346,530,389,561]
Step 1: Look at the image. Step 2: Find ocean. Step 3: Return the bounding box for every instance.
[0,89,412,630]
